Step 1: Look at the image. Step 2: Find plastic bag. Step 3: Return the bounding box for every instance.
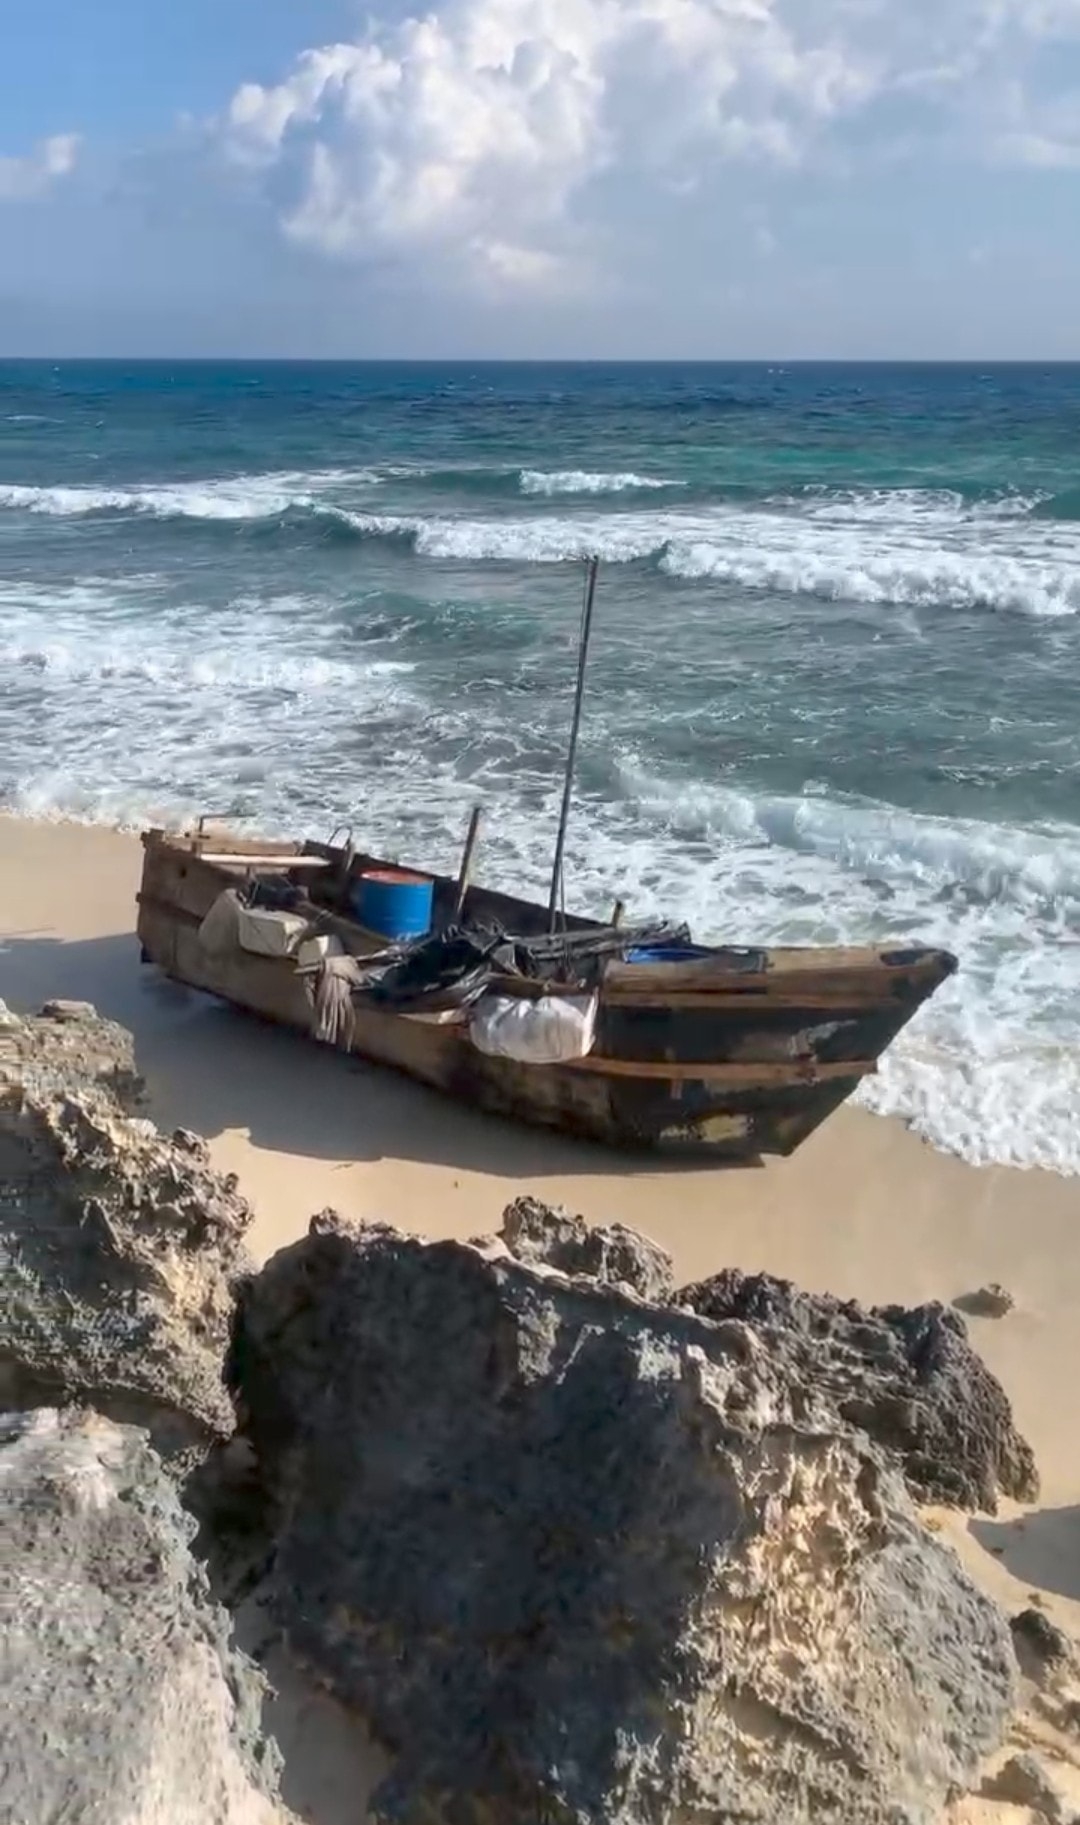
[469,992,598,1064]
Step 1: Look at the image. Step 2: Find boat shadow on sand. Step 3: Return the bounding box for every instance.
[0,930,752,1179]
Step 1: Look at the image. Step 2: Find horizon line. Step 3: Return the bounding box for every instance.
[2,353,1079,367]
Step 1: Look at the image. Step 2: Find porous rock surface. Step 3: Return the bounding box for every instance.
[0,1406,290,1825]
[954,1283,1016,1320]
[981,1752,1074,1822]
[500,1191,675,1300]
[1012,1608,1073,1677]
[231,1202,1018,1825]
[0,1000,255,1463]
[678,1267,1037,1512]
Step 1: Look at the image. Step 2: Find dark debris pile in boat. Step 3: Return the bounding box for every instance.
[360,921,693,1014]
[246,875,307,913]
[235,873,696,1012]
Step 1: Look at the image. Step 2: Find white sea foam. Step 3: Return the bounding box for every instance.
[620,768,1080,919]
[5,473,1077,620]
[346,497,1080,618]
[0,575,434,861]
[0,468,381,522]
[11,637,413,692]
[787,486,1048,525]
[3,582,415,697]
[659,537,1080,618]
[519,469,678,496]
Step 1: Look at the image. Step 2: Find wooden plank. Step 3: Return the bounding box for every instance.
[136,891,201,925]
[195,852,332,869]
[602,949,947,996]
[143,830,298,858]
[565,1055,876,1085]
[601,989,912,1012]
[138,904,313,1029]
[140,852,232,922]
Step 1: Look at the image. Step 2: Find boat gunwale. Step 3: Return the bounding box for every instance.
[138,828,957,1002]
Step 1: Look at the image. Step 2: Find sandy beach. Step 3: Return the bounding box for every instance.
[4,810,1080,1738]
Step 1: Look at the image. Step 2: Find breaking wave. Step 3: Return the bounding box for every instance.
[2,582,416,695]
[519,469,679,496]
[336,505,1080,619]
[0,470,381,523]
[620,767,1080,915]
[3,468,1078,618]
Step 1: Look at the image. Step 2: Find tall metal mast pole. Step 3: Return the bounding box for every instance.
[547,555,600,933]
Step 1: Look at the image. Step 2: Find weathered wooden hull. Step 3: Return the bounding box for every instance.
[136,830,957,1161]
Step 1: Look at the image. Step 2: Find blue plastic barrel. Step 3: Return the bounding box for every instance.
[351,869,434,941]
[625,943,714,964]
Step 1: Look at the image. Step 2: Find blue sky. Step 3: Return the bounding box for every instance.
[2,0,1079,357]
[0,1,352,140]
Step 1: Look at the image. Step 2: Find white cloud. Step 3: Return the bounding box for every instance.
[993,80,1080,166]
[222,0,882,290]
[219,0,1080,293]
[0,134,80,202]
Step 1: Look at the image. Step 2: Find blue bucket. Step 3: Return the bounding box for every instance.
[351,869,434,941]
[625,943,714,965]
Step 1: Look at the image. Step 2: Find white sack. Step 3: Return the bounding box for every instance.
[469,992,598,1064]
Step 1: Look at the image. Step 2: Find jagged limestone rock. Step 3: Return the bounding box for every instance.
[953,1284,1015,1320]
[231,1203,1018,1825]
[982,1752,1071,1821]
[0,995,144,1108]
[1,1000,255,1464]
[501,1192,675,1301]
[1012,1608,1073,1678]
[678,1267,1037,1511]
[0,1407,292,1825]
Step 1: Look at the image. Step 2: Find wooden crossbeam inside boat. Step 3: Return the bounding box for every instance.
[194,853,333,869]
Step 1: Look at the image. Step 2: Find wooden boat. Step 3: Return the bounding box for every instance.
[136,823,957,1161]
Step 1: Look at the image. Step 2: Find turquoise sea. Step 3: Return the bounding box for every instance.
[2,360,1079,1169]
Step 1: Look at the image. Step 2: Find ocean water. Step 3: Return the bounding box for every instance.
[2,359,1079,1171]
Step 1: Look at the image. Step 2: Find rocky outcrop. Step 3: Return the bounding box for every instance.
[677,1268,1037,1512]
[231,1203,1018,1825]
[1,996,145,1106]
[954,1283,1015,1320]
[0,1407,291,1825]
[1,1000,255,1464]
[499,1192,675,1300]
[1012,1608,1072,1677]
[1,995,1043,1825]
[981,1752,1075,1822]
